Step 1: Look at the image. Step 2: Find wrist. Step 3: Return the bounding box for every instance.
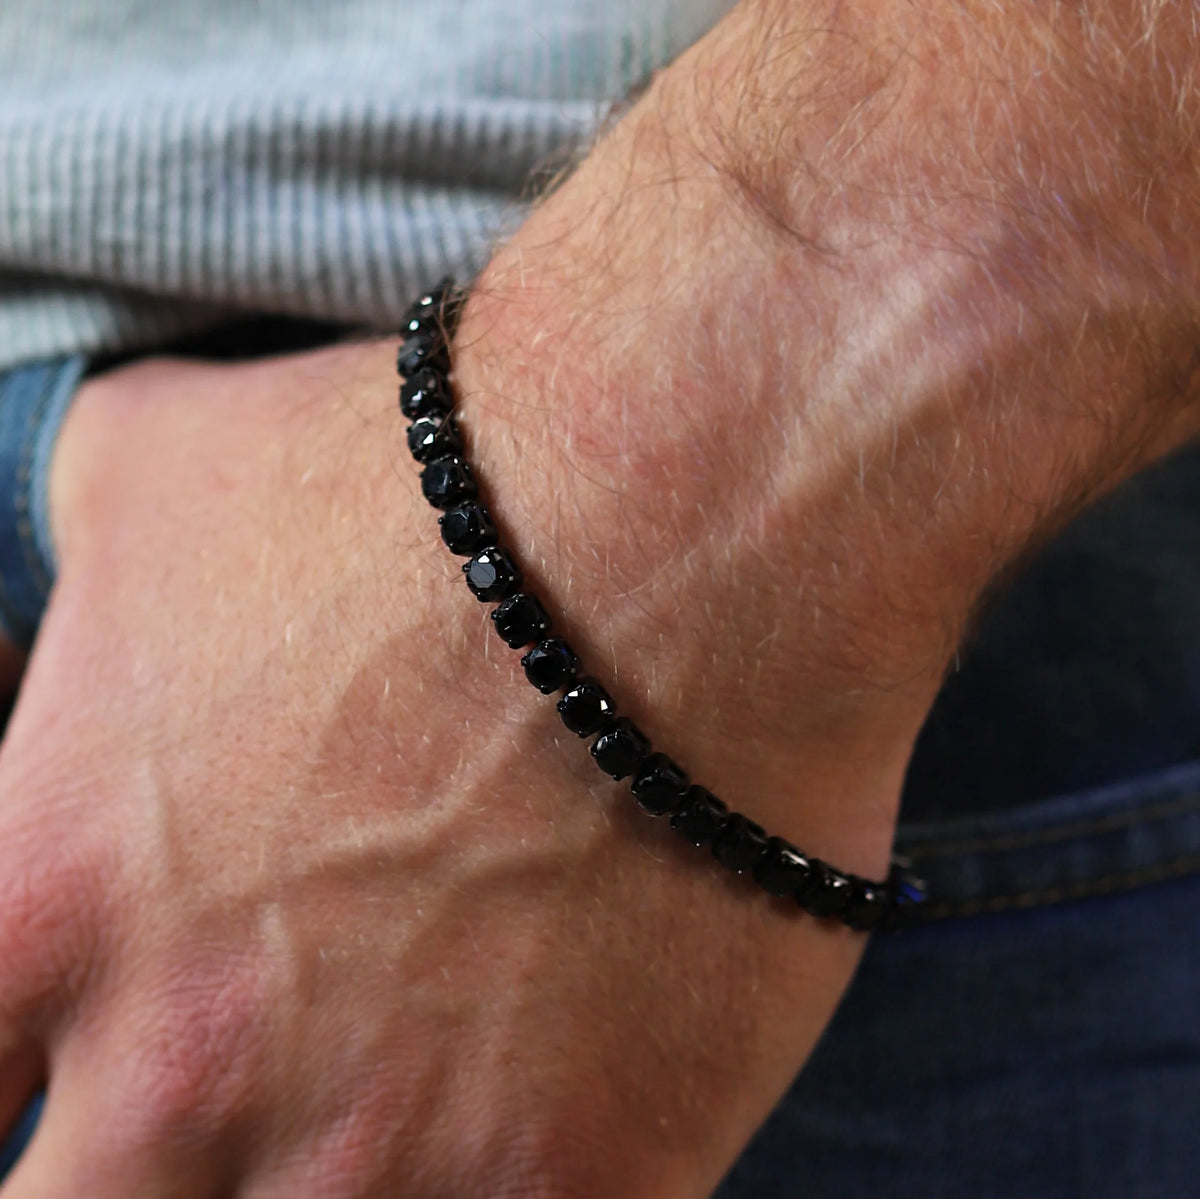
[447,0,1200,869]
[451,269,928,882]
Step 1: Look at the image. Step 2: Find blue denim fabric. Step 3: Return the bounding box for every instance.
[0,1095,41,1181]
[0,357,85,647]
[711,760,1200,1196]
[718,866,1200,1198]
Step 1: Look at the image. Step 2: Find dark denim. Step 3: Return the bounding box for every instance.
[0,357,85,647]
[719,868,1200,1198]
[718,766,1200,1198]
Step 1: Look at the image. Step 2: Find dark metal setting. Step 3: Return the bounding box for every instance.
[631,754,689,817]
[799,861,854,919]
[521,638,579,694]
[400,367,452,421]
[712,814,769,874]
[407,411,460,463]
[491,593,551,649]
[752,837,813,898]
[421,454,476,509]
[557,678,616,737]
[590,718,651,781]
[397,324,450,377]
[464,546,523,602]
[670,787,729,847]
[439,502,497,556]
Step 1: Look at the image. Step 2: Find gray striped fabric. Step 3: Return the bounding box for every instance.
[0,0,733,371]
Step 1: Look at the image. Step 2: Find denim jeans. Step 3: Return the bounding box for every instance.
[1,357,1198,1194]
[717,765,1200,1198]
[0,357,84,648]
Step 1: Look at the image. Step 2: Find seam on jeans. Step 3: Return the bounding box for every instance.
[901,789,1200,858]
[14,370,53,600]
[912,851,1200,920]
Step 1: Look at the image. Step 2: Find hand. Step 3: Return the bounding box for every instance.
[0,0,1196,1194]
[0,342,888,1198]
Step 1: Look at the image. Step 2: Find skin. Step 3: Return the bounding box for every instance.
[0,0,1196,1194]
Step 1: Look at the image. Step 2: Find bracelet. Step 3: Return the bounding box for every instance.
[397,280,926,932]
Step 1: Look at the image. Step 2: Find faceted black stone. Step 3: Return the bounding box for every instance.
[556,678,616,737]
[630,754,689,817]
[669,787,729,846]
[399,367,451,421]
[590,718,651,780]
[798,860,854,919]
[711,814,769,874]
[420,455,477,509]
[397,325,450,377]
[521,638,579,694]
[750,837,814,897]
[401,312,437,339]
[404,278,463,333]
[844,879,889,931]
[407,411,460,463]
[438,502,496,556]
[490,593,551,649]
[463,546,522,602]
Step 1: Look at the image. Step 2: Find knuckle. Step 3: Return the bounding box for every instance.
[112,952,266,1139]
[0,833,106,1012]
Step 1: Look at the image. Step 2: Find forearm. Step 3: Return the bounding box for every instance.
[450,0,1200,861]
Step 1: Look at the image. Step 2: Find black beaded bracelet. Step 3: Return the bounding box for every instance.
[397,279,926,932]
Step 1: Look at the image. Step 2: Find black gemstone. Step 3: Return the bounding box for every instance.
[670,787,729,846]
[521,638,578,694]
[711,814,769,874]
[590,718,651,780]
[490,593,551,649]
[397,326,450,377]
[405,278,463,332]
[438,503,497,555]
[401,312,437,340]
[463,547,522,602]
[798,860,854,919]
[420,455,477,509]
[631,754,690,816]
[844,879,889,931]
[752,837,813,897]
[407,411,460,463]
[556,678,616,737]
[400,367,451,420]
